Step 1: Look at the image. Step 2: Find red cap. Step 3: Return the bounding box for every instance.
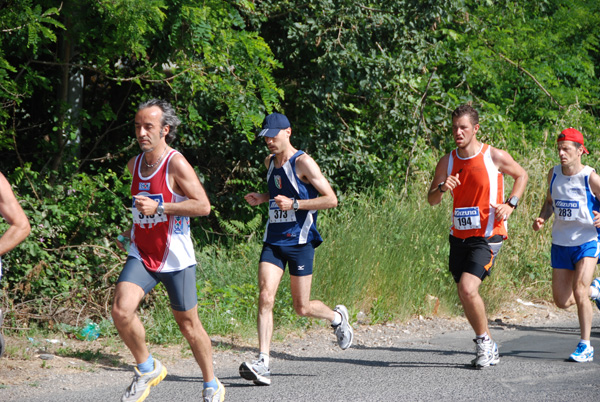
[558,128,588,154]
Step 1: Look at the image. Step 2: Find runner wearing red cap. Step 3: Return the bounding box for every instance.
[533,128,600,363]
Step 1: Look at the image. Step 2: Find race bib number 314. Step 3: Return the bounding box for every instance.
[132,194,168,227]
[454,207,481,230]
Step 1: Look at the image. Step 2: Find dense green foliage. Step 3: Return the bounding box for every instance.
[0,0,599,337]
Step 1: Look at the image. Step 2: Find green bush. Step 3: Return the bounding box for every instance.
[1,164,130,323]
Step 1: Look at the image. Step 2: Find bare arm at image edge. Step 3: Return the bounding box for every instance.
[0,173,31,256]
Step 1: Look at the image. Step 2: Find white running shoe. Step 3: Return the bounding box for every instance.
[202,377,226,402]
[569,342,594,362]
[121,358,167,402]
[471,338,500,368]
[239,358,271,385]
[332,305,354,350]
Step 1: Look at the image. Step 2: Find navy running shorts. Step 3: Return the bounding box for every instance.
[117,257,198,311]
[551,240,600,270]
[448,235,503,283]
[259,242,315,277]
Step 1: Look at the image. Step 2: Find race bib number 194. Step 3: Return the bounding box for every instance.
[453,207,481,230]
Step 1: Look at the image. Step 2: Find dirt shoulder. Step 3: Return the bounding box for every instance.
[0,299,575,399]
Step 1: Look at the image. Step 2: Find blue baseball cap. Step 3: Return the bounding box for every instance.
[258,112,290,137]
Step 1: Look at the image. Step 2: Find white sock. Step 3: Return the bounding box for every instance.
[259,352,269,367]
[590,286,600,299]
[580,339,590,346]
[331,311,342,326]
[476,332,490,341]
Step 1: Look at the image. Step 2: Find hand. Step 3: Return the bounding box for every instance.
[244,192,268,206]
[491,202,514,222]
[532,217,545,231]
[274,194,293,211]
[593,210,600,228]
[133,195,159,215]
[441,173,461,193]
[116,231,131,252]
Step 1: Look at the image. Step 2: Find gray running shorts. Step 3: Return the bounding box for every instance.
[117,257,198,312]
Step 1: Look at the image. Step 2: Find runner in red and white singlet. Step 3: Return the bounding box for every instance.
[112,99,224,402]
[130,149,195,273]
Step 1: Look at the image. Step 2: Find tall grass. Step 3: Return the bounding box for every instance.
[312,148,560,323]
[313,187,460,322]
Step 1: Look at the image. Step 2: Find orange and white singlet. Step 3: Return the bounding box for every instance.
[129,150,196,273]
[447,143,508,240]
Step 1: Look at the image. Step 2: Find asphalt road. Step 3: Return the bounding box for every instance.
[5,315,600,402]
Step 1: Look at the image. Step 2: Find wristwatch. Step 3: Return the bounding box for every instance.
[506,196,519,209]
[437,182,446,193]
[156,201,165,215]
[292,198,299,211]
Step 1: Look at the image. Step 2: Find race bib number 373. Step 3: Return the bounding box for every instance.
[268,199,297,223]
[453,207,481,230]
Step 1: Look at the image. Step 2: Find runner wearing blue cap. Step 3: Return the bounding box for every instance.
[240,112,353,386]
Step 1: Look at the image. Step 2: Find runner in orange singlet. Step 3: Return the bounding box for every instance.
[428,104,528,368]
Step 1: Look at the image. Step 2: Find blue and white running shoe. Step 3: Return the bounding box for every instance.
[569,342,594,363]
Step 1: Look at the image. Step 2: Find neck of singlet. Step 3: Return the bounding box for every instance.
[273,148,299,169]
[560,161,585,177]
[137,149,176,180]
[456,142,483,159]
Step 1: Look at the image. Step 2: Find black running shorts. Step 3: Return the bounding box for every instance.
[448,235,503,283]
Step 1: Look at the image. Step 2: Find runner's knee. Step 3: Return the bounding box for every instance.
[457,283,478,301]
[293,302,310,317]
[111,303,135,324]
[553,294,573,309]
[258,289,276,311]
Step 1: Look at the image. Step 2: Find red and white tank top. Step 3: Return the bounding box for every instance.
[129,150,196,272]
[447,143,508,240]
